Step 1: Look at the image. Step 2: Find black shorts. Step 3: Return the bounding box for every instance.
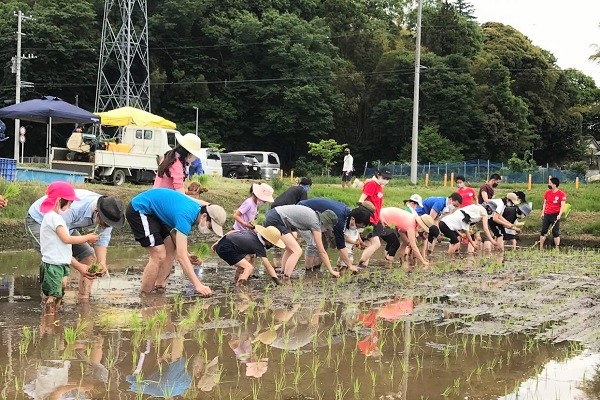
[540,213,560,237]
[216,236,246,266]
[342,171,353,182]
[380,229,400,256]
[126,203,171,247]
[483,220,503,241]
[504,233,517,241]
[366,221,386,239]
[265,209,290,235]
[439,221,460,244]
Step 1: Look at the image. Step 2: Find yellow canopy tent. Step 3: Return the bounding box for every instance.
[95,106,176,129]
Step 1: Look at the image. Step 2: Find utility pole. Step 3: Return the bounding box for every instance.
[193,106,199,136]
[12,11,35,162]
[410,0,423,185]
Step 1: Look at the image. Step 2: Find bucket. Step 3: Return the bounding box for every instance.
[0,158,17,182]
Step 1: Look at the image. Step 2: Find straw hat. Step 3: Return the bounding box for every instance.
[174,132,202,158]
[254,225,285,248]
[415,214,434,233]
[252,183,274,203]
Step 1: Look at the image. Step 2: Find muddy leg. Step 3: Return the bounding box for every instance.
[78,254,96,300]
[153,236,177,290]
[141,245,168,294]
[359,236,381,267]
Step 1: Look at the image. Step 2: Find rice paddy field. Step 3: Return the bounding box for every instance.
[1,176,600,399]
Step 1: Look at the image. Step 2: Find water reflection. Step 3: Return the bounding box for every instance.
[0,248,594,399]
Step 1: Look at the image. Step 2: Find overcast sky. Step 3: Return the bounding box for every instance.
[468,0,600,85]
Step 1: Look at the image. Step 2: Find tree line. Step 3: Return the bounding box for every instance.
[0,0,599,171]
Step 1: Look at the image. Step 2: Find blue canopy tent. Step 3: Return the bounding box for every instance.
[0,96,100,162]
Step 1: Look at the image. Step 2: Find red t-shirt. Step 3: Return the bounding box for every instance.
[456,187,476,207]
[543,189,566,214]
[362,180,384,224]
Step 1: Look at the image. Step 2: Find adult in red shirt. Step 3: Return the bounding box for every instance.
[455,175,477,207]
[357,168,393,267]
[539,177,567,250]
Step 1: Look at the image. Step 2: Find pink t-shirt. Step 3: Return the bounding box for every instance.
[380,207,417,233]
[153,160,185,190]
[233,197,258,231]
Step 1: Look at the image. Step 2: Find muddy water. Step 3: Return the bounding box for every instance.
[0,248,599,399]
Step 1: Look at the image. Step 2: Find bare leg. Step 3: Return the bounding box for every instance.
[359,236,381,266]
[153,236,177,289]
[78,254,96,300]
[539,235,546,250]
[236,258,255,282]
[141,245,168,294]
[281,234,302,277]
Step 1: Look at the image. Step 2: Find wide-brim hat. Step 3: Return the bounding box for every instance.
[175,132,202,159]
[416,214,434,233]
[40,181,80,213]
[317,210,338,231]
[518,203,532,216]
[255,225,285,248]
[206,204,226,236]
[252,183,274,203]
[97,196,126,228]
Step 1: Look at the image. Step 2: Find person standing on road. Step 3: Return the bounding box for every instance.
[26,189,126,300]
[154,133,202,194]
[126,188,227,296]
[478,173,501,203]
[539,177,567,250]
[341,148,354,188]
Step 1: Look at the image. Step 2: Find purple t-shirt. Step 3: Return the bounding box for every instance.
[233,197,258,231]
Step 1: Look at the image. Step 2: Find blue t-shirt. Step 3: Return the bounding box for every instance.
[189,158,203,176]
[298,197,350,250]
[417,197,447,216]
[131,188,200,236]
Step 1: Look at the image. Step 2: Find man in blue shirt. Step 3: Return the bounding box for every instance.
[126,188,227,296]
[417,193,462,220]
[298,198,372,272]
[26,189,126,299]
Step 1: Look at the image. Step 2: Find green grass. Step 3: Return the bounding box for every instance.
[1,176,599,237]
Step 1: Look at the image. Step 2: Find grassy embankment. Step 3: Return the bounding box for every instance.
[1,175,600,237]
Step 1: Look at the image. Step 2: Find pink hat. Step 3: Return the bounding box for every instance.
[40,181,79,213]
[252,183,274,203]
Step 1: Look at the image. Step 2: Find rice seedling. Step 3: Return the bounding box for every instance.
[274,368,286,393]
[0,179,20,200]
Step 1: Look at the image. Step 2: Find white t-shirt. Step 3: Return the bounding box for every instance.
[440,209,469,231]
[461,204,488,223]
[490,199,506,217]
[40,211,72,265]
[342,154,354,172]
[344,225,359,251]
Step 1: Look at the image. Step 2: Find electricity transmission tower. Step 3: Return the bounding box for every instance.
[95,0,151,112]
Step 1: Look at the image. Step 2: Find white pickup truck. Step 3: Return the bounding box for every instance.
[51,125,179,185]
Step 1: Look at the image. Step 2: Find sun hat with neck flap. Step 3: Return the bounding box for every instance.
[40,181,80,213]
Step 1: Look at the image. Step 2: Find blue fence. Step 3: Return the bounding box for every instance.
[364,160,585,184]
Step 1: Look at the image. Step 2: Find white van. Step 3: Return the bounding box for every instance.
[228,151,280,179]
[198,148,223,177]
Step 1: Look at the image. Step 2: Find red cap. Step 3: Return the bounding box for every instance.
[40,181,79,213]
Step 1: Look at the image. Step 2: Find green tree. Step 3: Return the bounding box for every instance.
[399,124,462,163]
[307,139,347,176]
